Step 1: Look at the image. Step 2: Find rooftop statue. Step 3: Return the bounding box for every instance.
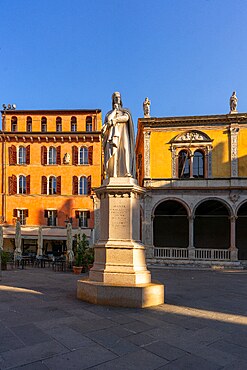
[102,92,136,178]
[143,97,151,117]
[230,91,238,113]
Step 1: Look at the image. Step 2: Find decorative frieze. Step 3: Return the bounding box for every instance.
[230,127,239,177]
[144,131,151,178]
[207,146,212,178]
[171,147,176,178]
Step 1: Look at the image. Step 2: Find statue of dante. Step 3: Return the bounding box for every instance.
[102,92,136,178]
[230,91,238,112]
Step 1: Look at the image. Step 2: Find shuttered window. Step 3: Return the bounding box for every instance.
[41,176,47,194]
[13,209,29,225]
[41,146,47,165]
[11,116,17,132]
[9,175,17,194]
[9,145,17,165]
[56,117,62,132]
[18,147,26,165]
[41,117,47,132]
[26,117,32,132]
[86,116,93,132]
[49,176,57,195]
[79,147,88,164]
[48,147,57,165]
[79,176,87,195]
[75,210,90,227]
[18,175,26,194]
[45,210,57,226]
[72,146,78,165]
[71,116,77,132]
[88,146,93,165]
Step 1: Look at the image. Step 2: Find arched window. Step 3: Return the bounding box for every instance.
[178,150,190,178]
[56,117,62,132]
[79,147,88,165]
[19,175,26,194]
[48,147,57,165]
[71,116,77,132]
[26,116,32,132]
[18,146,26,165]
[79,176,88,195]
[11,116,17,132]
[41,117,47,132]
[193,150,204,178]
[49,176,57,195]
[86,116,93,132]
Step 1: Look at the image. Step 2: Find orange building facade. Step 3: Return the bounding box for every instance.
[0,109,102,255]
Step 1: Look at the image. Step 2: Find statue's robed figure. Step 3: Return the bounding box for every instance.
[103,92,136,178]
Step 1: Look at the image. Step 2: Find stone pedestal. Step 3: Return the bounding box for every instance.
[77,177,164,308]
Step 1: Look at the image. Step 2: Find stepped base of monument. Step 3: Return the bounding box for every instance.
[77,279,165,308]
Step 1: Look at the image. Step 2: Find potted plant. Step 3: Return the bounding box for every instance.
[84,247,94,271]
[73,233,90,274]
[1,251,10,270]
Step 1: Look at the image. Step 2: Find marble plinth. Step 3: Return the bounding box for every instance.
[77,177,165,308]
[77,279,165,308]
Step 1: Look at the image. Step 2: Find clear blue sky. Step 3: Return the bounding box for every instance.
[1,0,247,131]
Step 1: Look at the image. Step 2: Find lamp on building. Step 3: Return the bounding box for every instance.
[2,103,16,111]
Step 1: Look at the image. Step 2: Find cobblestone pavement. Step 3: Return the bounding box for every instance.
[0,267,247,369]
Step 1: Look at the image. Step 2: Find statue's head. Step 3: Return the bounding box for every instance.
[112,91,122,109]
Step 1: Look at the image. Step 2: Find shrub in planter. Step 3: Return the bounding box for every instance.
[1,251,10,270]
[73,233,93,274]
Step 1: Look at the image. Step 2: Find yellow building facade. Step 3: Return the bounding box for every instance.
[0,109,102,255]
[136,113,247,266]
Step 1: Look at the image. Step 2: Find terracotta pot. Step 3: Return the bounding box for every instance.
[72,266,82,274]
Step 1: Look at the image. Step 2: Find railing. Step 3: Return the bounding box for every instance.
[154,248,188,259]
[195,248,231,260]
[154,247,231,261]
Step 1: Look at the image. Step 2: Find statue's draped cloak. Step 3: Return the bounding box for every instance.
[103,108,136,178]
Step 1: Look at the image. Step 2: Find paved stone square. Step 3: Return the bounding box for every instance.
[0,267,246,369]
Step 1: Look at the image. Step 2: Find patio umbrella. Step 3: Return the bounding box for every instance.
[14,221,22,261]
[36,226,43,257]
[66,222,74,263]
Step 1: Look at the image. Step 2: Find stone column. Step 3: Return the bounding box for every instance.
[229,216,238,261]
[143,193,154,260]
[188,216,195,259]
[230,127,239,177]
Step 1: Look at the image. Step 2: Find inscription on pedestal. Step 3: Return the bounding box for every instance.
[110,203,129,239]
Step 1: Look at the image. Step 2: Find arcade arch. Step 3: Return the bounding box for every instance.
[153,199,189,248]
[194,199,230,249]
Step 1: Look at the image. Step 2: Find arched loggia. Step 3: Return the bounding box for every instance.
[194,200,230,249]
[153,200,189,248]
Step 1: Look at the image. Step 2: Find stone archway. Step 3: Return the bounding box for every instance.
[236,202,247,260]
[194,200,230,249]
[153,200,189,248]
